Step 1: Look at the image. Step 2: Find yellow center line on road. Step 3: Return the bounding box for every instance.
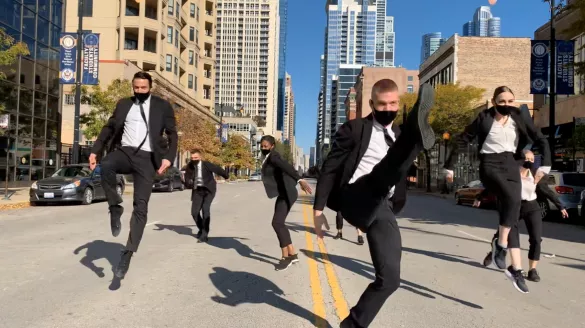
[302,203,350,324]
[301,203,328,328]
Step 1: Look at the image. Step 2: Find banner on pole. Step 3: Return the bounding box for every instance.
[556,40,575,95]
[530,40,549,94]
[59,33,78,84]
[81,33,100,85]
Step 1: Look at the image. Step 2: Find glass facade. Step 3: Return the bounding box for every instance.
[0,0,62,187]
[276,0,287,132]
[462,6,501,37]
[421,32,444,64]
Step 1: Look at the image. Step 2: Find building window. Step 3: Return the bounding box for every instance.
[189,27,195,42]
[166,55,172,71]
[189,50,194,65]
[124,38,138,50]
[167,26,173,43]
[125,3,139,16]
[168,0,174,15]
[190,3,196,18]
[175,30,179,47]
[174,57,178,75]
[82,0,93,17]
[188,74,193,89]
[407,85,414,93]
[407,76,413,82]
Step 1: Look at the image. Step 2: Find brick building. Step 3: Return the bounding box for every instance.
[344,67,419,120]
[419,35,533,108]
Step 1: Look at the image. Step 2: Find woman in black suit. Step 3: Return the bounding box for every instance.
[444,86,551,278]
[260,135,312,271]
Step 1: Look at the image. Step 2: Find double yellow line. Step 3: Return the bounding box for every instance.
[301,203,349,327]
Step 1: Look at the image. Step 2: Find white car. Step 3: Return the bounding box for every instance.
[248,173,262,181]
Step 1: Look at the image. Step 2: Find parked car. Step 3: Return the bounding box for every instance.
[152,167,184,192]
[540,171,585,220]
[248,172,262,181]
[29,164,125,205]
[454,180,497,208]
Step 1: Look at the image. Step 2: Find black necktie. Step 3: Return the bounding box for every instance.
[135,102,150,153]
[383,128,394,148]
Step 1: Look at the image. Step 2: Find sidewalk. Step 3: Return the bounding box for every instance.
[0,185,135,211]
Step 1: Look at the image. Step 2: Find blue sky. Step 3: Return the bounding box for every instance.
[287,0,551,154]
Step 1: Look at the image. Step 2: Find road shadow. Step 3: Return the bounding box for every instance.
[286,222,335,238]
[73,240,123,291]
[402,194,585,245]
[556,263,585,271]
[300,249,483,310]
[152,224,279,265]
[402,247,500,273]
[209,267,331,328]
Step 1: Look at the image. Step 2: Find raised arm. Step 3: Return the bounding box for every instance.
[208,162,229,179]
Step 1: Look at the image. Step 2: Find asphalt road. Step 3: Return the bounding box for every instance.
[1,180,584,328]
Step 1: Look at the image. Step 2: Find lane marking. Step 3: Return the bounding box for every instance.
[145,221,161,227]
[234,194,240,198]
[301,204,328,328]
[456,230,491,243]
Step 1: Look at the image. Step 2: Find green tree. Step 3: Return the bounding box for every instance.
[175,107,222,165]
[562,0,585,82]
[274,140,293,164]
[221,134,254,170]
[79,79,133,139]
[0,28,29,81]
[568,124,585,163]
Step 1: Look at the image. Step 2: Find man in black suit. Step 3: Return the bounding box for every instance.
[88,71,178,279]
[183,149,229,242]
[313,80,435,327]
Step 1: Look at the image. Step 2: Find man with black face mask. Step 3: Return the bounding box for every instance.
[183,149,229,242]
[88,71,178,279]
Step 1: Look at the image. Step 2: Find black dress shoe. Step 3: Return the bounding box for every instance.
[334,232,342,240]
[357,235,364,245]
[109,205,124,237]
[195,230,202,239]
[198,231,208,243]
[403,83,435,150]
[115,250,133,279]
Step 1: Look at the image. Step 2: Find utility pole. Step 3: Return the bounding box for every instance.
[219,103,224,142]
[548,0,558,160]
[72,0,84,164]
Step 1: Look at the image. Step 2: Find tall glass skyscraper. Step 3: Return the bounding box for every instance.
[0,0,63,187]
[374,0,394,67]
[276,0,288,132]
[421,32,445,64]
[317,0,376,157]
[462,6,501,37]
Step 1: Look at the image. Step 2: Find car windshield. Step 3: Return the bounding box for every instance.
[562,173,585,186]
[52,167,91,178]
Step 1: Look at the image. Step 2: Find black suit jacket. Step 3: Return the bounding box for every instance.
[314,114,408,214]
[444,105,551,170]
[184,161,229,195]
[261,151,301,205]
[90,95,178,170]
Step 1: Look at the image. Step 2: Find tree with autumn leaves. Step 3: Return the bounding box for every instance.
[399,83,485,191]
[175,107,223,165]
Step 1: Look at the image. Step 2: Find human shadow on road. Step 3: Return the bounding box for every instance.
[209,267,331,328]
[152,224,279,265]
[73,240,123,291]
[300,249,483,310]
[556,263,585,271]
[286,222,335,238]
[402,247,500,273]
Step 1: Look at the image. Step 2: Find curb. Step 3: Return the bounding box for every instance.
[0,190,134,211]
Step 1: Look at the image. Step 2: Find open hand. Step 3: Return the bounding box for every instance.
[473,200,481,208]
[299,179,313,194]
[561,209,569,219]
[157,159,171,175]
[313,210,330,239]
[89,154,97,171]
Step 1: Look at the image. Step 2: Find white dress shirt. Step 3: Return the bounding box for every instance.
[521,170,537,201]
[195,161,204,187]
[480,118,518,154]
[349,120,396,198]
[121,95,152,152]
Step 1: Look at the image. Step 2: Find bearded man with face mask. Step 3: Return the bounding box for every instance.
[87,71,178,280]
[183,149,229,242]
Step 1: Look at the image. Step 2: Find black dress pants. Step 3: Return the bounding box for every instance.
[191,187,214,233]
[336,211,344,230]
[492,200,543,261]
[272,195,296,248]
[101,147,155,252]
[341,200,401,328]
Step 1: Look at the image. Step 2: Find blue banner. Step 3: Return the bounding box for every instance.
[530,40,549,94]
[81,33,100,85]
[556,40,575,95]
[59,33,77,84]
[216,123,229,143]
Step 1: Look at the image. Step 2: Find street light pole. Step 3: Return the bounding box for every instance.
[548,0,557,160]
[219,103,224,142]
[72,0,84,164]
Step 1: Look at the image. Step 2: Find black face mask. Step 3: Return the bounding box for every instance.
[191,160,200,166]
[522,161,533,169]
[495,105,513,116]
[261,149,271,156]
[135,92,150,103]
[372,108,397,126]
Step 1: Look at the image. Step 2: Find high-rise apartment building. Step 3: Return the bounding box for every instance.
[462,6,501,37]
[215,0,280,136]
[283,72,294,142]
[0,0,64,186]
[64,0,217,110]
[276,0,288,133]
[421,32,444,64]
[373,0,394,67]
[318,0,376,162]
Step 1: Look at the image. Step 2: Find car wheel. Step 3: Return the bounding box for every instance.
[167,182,174,192]
[455,193,461,205]
[538,200,549,220]
[116,184,124,196]
[82,188,94,205]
